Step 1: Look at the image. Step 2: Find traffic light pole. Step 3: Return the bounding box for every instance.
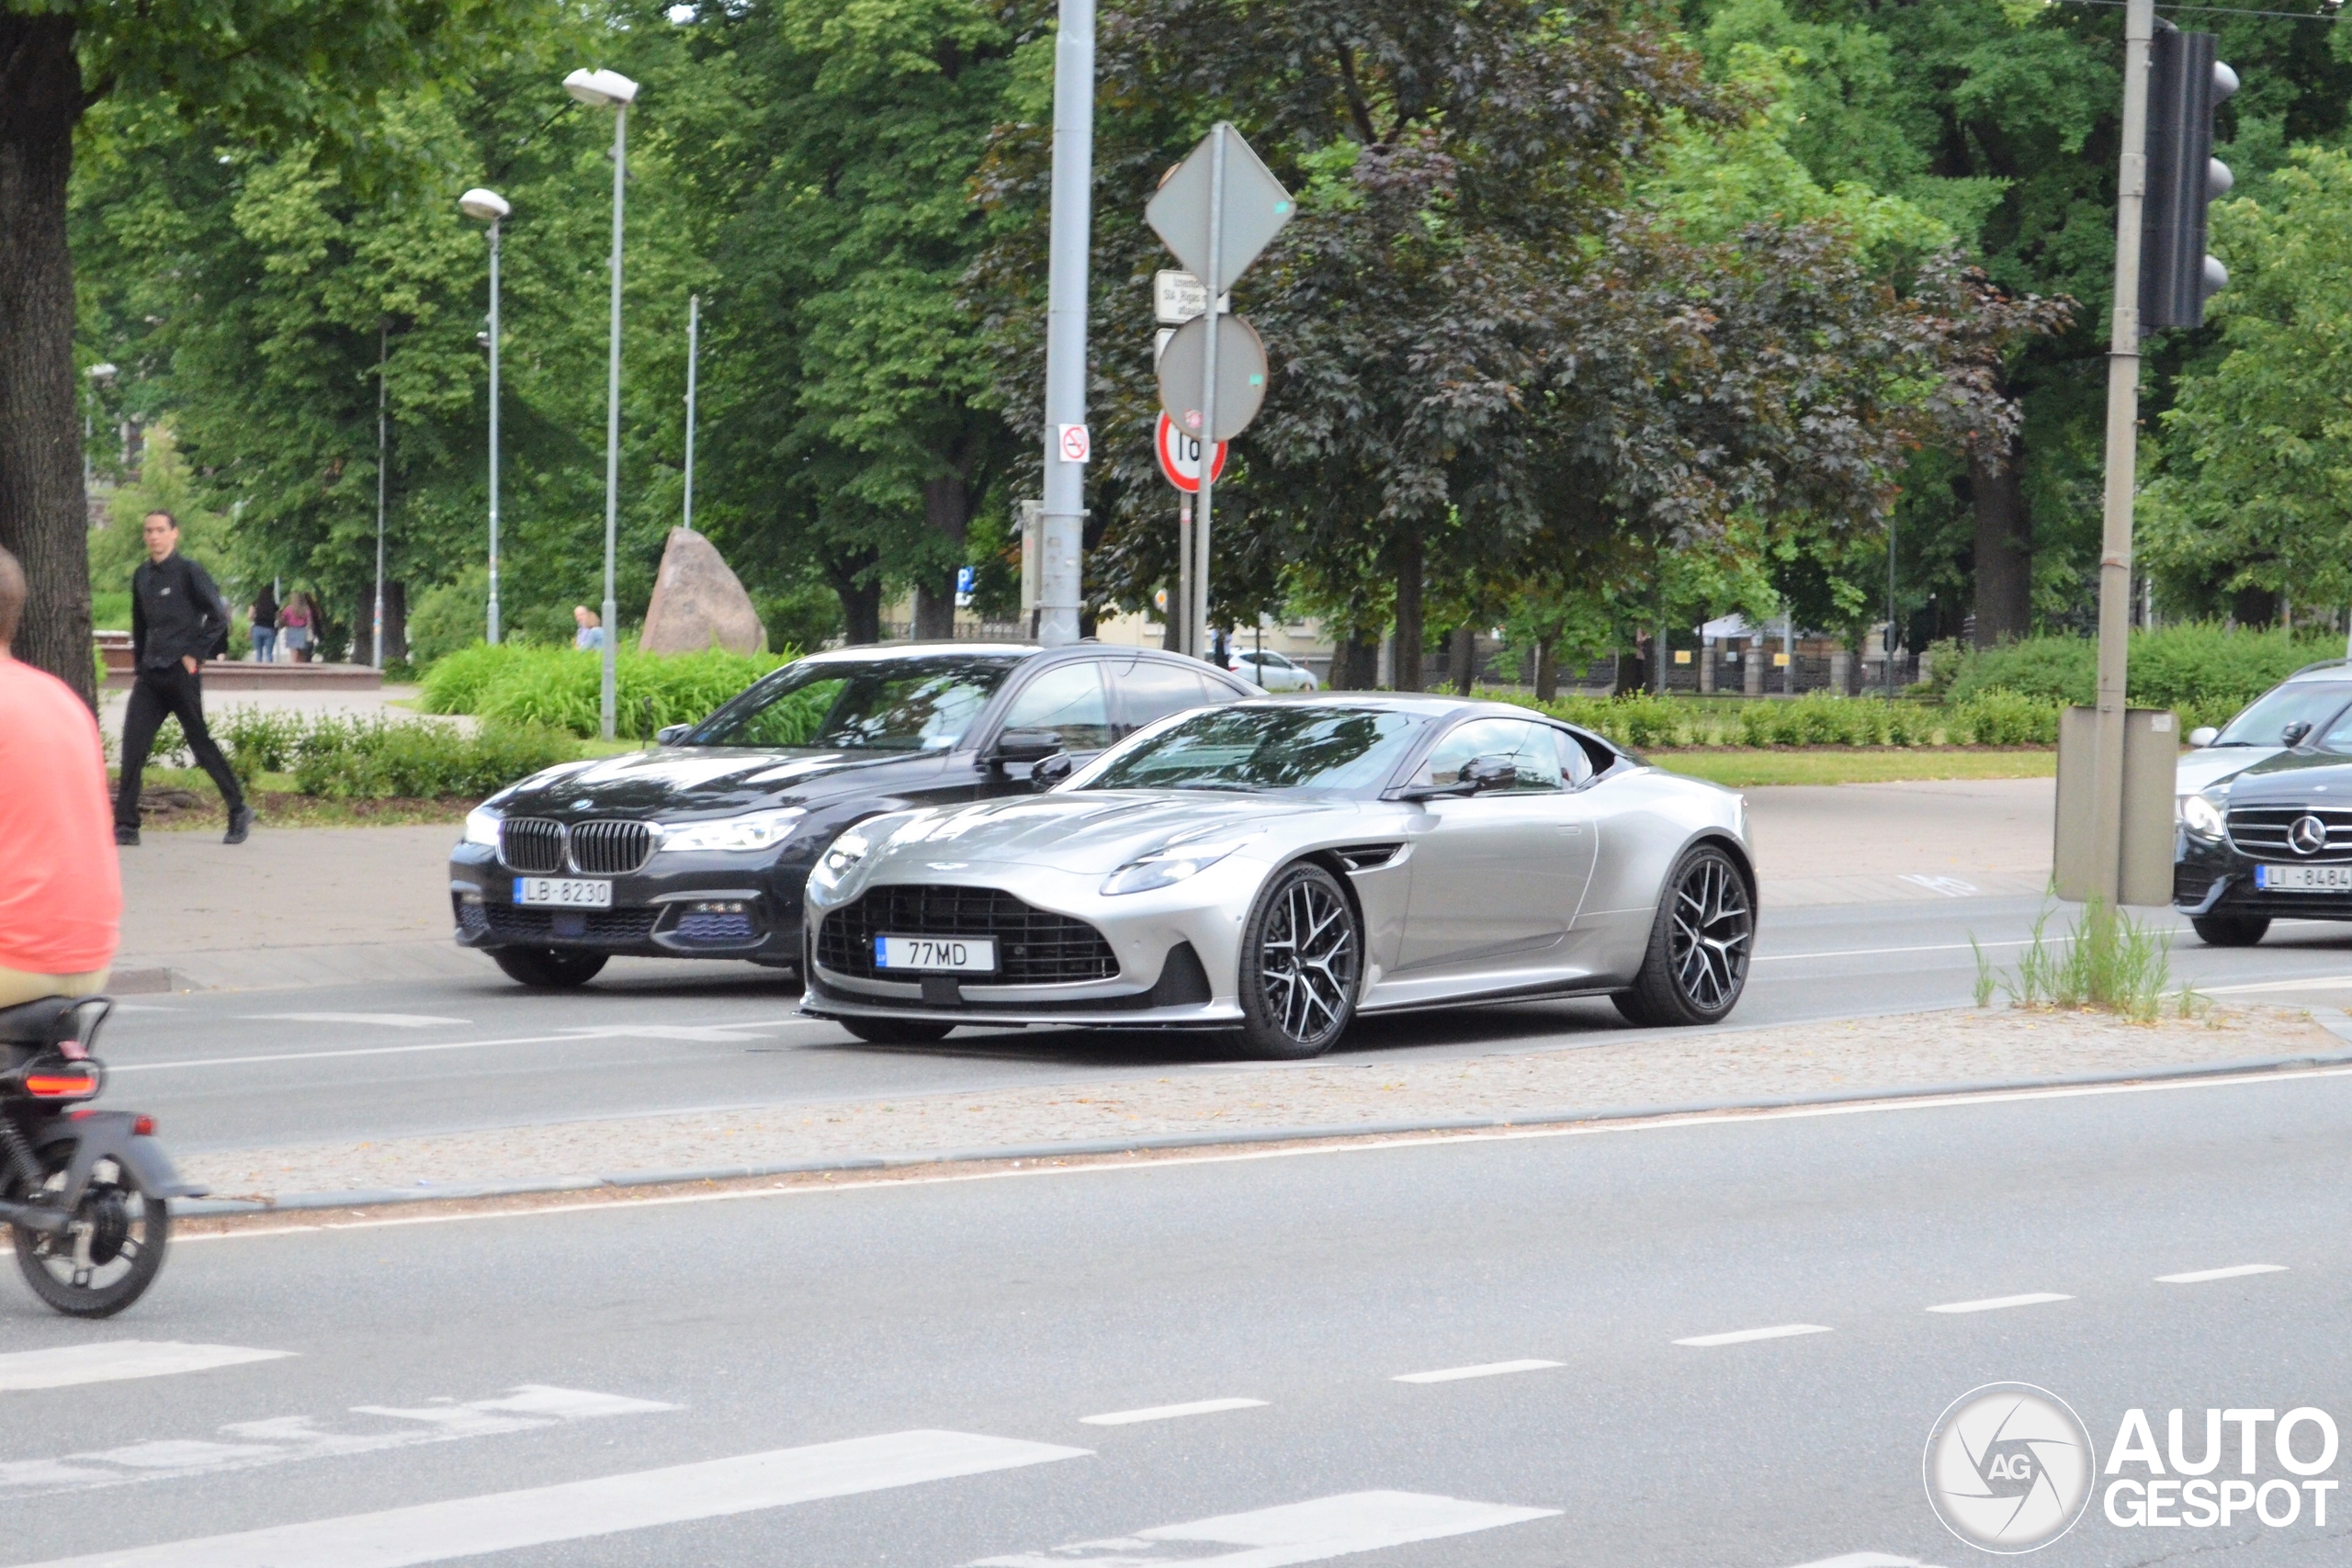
[2089,0,2155,904]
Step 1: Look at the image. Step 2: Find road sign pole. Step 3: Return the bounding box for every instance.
[1037,0,1094,649]
[1191,125,1227,661]
[1178,493,1193,654]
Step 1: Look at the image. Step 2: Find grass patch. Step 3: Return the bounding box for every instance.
[116,768,472,829]
[1977,899,2180,1023]
[1655,748,2056,787]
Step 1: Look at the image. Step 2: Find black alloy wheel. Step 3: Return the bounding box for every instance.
[490,947,610,987]
[838,1017,956,1045]
[2190,913,2269,947]
[1236,862,1363,1060]
[1615,842,1754,1027]
[10,1142,170,1318]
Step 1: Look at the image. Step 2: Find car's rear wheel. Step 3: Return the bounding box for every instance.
[838,1017,956,1045]
[1236,862,1362,1060]
[1614,842,1753,1028]
[2191,913,2270,947]
[491,947,608,987]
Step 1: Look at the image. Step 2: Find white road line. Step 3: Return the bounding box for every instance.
[1392,1359,1562,1384]
[14,1428,1090,1568]
[1673,1325,1832,1348]
[970,1490,1559,1567]
[109,1020,812,1073]
[241,1014,471,1029]
[1783,1554,1942,1568]
[2203,976,2352,994]
[2157,1263,2287,1284]
[1079,1397,1267,1426]
[1925,1292,2072,1314]
[1753,937,2038,964]
[0,1342,292,1393]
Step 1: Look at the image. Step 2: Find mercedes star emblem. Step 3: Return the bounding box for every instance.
[2290,814,2329,856]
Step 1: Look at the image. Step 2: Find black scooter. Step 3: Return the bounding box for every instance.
[1,995,204,1316]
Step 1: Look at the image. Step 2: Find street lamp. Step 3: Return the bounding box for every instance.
[459,187,510,646]
[564,65,639,739]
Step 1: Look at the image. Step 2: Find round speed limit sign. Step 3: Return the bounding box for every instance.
[1154,412,1229,494]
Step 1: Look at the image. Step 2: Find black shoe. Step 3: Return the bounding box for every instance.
[224,805,254,845]
[115,825,141,847]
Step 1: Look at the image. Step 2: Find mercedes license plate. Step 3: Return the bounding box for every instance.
[514,876,614,908]
[2255,864,2352,892]
[875,935,997,973]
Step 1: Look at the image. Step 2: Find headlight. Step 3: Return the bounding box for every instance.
[1101,839,1250,897]
[808,827,874,892]
[656,807,807,854]
[463,806,502,847]
[2179,793,2226,842]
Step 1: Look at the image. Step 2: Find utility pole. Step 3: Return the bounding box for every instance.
[1036,0,1094,649]
[683,293,698,535]
[373,321,388,671]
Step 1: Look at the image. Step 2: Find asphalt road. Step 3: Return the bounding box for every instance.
[91,894,2352,1156]
[6,1059,2350,1565]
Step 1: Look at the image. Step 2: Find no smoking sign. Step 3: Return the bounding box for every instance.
[1057,423,1091,464]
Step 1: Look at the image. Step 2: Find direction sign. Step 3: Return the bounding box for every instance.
[1154,412,1229,493]
[1156,313,1267,442]
[1147,132,1295,289]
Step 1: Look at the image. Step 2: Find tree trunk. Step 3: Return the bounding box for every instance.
[1534,637,1558,701]
[352,582,407,667]
[910,472,969,640]
[0,16,94,705]
[1392,524,1424,693]
[2231,586,2278,628]
[1613,639,1642,695]
[1971,437,2031,648]
[1327,634,1375,691]
[823,548,883,646]
[1448,625,1476,695]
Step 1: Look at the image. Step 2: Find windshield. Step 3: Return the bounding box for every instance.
[684,656,1015,750]
[1081,705,1427,794]
[2214,682,2352,748]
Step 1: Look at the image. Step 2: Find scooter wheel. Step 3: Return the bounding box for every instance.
[10,1143,171,1318]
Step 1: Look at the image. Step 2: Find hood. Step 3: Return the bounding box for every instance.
[492,745,926,818]
[2213,750,2352,807]
[2176,745,2278,798]
[866,790,1341,875]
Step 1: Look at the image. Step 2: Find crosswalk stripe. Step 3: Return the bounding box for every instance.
[1924,1292,2071,1314]
[1673,1324,1832,1348]
[970,1490,1559,1566]
[12,1429,1089,1568]
[1079,1398,1267,1426]
[0,1343,292,1393]
[1392,1359,1561,1384]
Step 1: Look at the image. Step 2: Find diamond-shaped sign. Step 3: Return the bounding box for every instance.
[1145,125,1295,291]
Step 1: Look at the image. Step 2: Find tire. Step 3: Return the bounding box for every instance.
[839,1017,956,1045]
[10,1140,171,1318]
[1235,861,1363,1060]
[2191,913,2269,947]
[491,947,609,987]
[1614,841,1754,1028]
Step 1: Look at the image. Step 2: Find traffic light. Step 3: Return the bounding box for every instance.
[2141,28,2239,330]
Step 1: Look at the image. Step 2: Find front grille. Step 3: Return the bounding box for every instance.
[569,819,655,875]
[500,818,567,874]
[2226,806,2352,863]
[817,886,1118,985]
[484,906,660,946]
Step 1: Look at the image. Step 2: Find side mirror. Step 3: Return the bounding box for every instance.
[1031,751,1077,791]
[986,728,1063,769]
[2186,726,2219,749]
[1393,754,1516,802]
[654,723,690,746]
[2283,720,2314,748]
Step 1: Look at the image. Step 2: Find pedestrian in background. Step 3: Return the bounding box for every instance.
[278,592,312,663]
[114,511,251,848]
[573,605,605,651]
[249,582,277,663]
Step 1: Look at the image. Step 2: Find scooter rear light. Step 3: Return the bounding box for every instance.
[27,1074,99,1099]
[133,1115,155,1136]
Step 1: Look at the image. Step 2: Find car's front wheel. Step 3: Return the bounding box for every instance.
[1614,842,1753,1028]
[1236,862,1362,1060]
[2191,913,2270,947]
[491,947,609,988]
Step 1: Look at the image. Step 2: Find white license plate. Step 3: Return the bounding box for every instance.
[514,876,614,908]
[875,935,997,973]
[2256,864,2352,892]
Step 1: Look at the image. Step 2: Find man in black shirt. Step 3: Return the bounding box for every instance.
[117,511,251,846]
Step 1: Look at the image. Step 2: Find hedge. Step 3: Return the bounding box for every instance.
[1941,624,2338,732]
[416,641,796,739]
[1485,690,2059,748]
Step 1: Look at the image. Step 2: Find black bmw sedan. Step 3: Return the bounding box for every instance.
[448,642,1254,986]
[2175,740,2352,946]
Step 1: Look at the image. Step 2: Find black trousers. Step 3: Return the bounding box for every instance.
[116,664,244,829]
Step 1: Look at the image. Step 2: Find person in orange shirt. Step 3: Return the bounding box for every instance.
[0,547,121,1006]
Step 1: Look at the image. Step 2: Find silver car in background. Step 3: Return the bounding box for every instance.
[801,696,1756,1058]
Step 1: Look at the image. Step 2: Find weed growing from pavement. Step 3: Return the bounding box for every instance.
[1974,900,2184,1024]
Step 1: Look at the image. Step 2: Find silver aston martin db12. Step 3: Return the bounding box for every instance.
[800,695,1756,1058]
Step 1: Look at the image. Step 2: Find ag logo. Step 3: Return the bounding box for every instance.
[2290,815,2328,855]
[1924,1382,2097,1552]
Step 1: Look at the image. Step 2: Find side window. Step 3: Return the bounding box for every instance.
[1114,660,1230,733]
[1001,662,1114,750]
[1551,728,1596,786]
[1416,717,1560,791]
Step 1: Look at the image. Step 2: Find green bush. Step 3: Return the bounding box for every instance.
[406,568,490,668]
[1948,690,2059,746]
[1944,625,2335,724]
[290,716,578,799]
[417,641,797,739]
[415,640,519,717]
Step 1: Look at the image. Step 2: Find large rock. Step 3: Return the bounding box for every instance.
[638,528,767,655]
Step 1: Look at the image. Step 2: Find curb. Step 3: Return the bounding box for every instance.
[177,1042,2352,1219]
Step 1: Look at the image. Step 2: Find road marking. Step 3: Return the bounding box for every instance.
[1079,1397,1267,1426]
[1673,1325,1832,1348]
[2156,1263,2287,1284]
[1897,874,1979,897]
[1925,1292,2072,1314]
[1754,938,2037,964]
[0,1385,675,1497]
[1392,1359,1562,1384]
[970,1490,1559,1566]
[109,1019,813,1074]
[1783,1554,1943,1568]
[0,1342,292,1393]
[242,1013,471,1029]
[2203,976,2352,994]
[14,1429,1090,1568]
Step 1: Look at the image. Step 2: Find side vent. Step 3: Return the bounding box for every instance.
[1332,843,1403,873]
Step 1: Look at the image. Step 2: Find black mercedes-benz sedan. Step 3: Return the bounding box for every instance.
[2175,739,2352,946]
[448,642,1255,986]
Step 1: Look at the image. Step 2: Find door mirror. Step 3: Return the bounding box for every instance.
[2283,719,2314,748]
[654,723,690,746]
[1393,753,1516,801]
[986,728,1064,768]
[1031,751,1077,791]
[2186,726,2218,749]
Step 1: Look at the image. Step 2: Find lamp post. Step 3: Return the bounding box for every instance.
[374,321,388,670]
[683,292,698,535]
[459,187,510,645]
[564,66,640,739]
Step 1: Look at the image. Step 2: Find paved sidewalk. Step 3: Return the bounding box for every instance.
[182,1003,2333,1203]
[1751,777,2051,907]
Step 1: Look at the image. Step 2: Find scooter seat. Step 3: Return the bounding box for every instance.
[0,997,83,1045]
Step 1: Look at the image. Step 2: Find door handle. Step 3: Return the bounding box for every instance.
[1556,823,1586,836]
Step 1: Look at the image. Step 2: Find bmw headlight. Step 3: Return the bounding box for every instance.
[2179,792,2226,842]
[1101,839,1251,897]
[809,826,874,893]
[655,807,807,854]
[463,806,502,847]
